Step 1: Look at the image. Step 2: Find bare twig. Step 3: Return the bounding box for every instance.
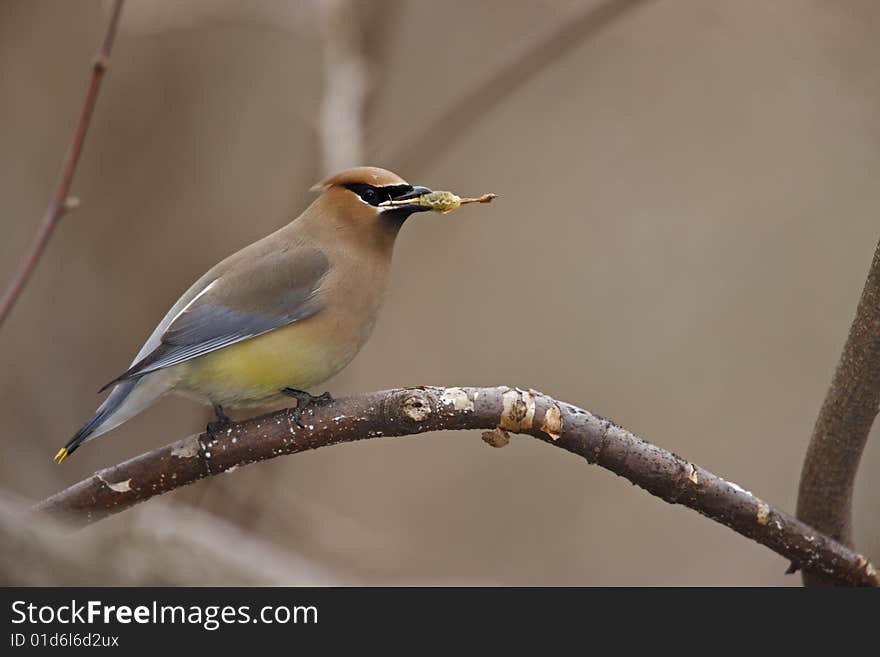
[375,0,653,172]
[0,0,124,330]
[796,238,880,586]
[36,386,878,586]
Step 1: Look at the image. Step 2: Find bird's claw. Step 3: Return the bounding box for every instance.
[282,388,333,429]
[205,419,234,439]
[206,404,234,438]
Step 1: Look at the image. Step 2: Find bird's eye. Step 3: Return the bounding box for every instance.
[343,183,382,206]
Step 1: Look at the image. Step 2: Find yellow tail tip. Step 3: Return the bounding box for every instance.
[53,448,69,464]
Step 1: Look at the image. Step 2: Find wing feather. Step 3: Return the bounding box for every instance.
[100,246,329,390]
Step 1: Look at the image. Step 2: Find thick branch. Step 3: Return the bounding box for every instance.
[0,0,124,329]
[36,386,878,586]
[796,238,880,586]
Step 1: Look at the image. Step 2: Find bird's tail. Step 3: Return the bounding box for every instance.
[54,373,173,463]
[54,381,138,463]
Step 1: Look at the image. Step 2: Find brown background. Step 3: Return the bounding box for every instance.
[1,0,878,585]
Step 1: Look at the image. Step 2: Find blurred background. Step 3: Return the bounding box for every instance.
[1,0,878,585]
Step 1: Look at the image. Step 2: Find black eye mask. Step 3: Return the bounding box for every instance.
[344,183,413,207]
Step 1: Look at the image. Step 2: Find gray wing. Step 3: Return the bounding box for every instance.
[101,246,330,390]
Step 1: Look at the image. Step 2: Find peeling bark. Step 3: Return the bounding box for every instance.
[36,386,878,587]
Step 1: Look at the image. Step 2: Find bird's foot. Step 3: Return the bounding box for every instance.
[206,403,235,438]
[282,388,333,428]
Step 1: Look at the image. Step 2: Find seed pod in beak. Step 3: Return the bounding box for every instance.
[380,191,497,214]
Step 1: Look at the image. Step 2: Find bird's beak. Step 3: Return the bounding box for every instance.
[385,185,433,213]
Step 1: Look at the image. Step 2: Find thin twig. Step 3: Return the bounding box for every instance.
[0,0,124,329]
[796,238,880,586]
[35,386,878,586]
[374,0,653,172]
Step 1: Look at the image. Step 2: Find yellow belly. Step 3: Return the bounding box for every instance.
[177,319,360,407]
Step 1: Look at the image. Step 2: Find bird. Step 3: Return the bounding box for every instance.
[54,166,443,463]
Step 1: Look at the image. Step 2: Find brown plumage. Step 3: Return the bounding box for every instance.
[56,167,437,462]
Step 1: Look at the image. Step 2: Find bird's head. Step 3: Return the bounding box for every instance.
[309,166,434,239]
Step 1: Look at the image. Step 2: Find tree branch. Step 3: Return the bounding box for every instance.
[796,238,880,586]
[35,386,878,586]
[0,0,124,330]
[375,0,653,172]
[316,0,369,176]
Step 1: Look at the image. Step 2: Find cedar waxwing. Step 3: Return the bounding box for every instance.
[54,167,468,463]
